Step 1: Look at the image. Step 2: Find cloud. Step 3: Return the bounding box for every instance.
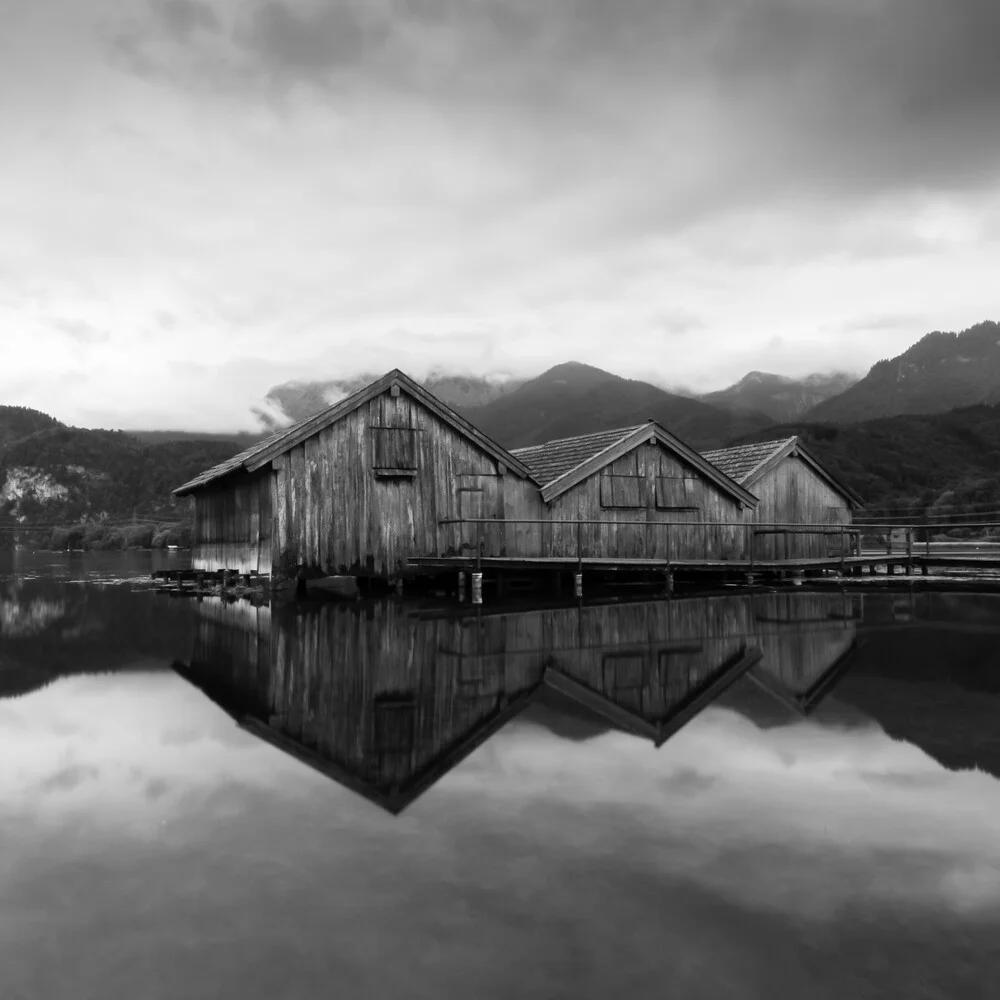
[150,0,220,39]
[50,319,110,345]
[1,0,998,427]
[37,764,100,794]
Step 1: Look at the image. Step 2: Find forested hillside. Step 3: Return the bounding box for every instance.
[730,404,1000,522]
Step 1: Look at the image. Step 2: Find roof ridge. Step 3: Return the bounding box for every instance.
[702,436,794,457]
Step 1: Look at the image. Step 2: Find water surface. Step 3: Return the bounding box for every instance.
[2,551,999,999]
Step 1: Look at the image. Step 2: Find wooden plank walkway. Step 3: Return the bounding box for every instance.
[409,553,1000,573]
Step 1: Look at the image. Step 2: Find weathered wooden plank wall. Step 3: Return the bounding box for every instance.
[542,443,749,562]
[749,457,852,560]
[191,470,272,574]
[265,391,542,580]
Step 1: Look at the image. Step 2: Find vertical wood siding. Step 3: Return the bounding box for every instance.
[748,457,852,560]
[194,388,543,580]
[540,443,748,562]
[191,469,272,574]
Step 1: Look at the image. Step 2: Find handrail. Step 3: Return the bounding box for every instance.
[437,516,1000,531]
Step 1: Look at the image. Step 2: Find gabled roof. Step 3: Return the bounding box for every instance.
[700,438,794,485]
[700,436,864,508]
[513,422,759,507]
[511,426,646,487]
[173,369,534,496]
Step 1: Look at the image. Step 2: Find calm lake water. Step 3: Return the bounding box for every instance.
[2,550,1000,999]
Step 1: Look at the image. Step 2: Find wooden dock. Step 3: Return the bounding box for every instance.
[407,516,1000,599]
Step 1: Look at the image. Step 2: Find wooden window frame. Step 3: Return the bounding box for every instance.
[372,426,418,477]
[654,474,701,512]
[599,474,644,509]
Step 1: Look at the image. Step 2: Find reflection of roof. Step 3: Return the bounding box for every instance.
[700,438,793,485]
[0,664,57,700]
[511,426,645,487]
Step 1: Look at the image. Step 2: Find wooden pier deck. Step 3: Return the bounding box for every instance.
[408,517,1000,588]
[410,552,1000,573]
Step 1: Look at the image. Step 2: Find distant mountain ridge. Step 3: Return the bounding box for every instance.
[806,321,1000,423]
[700,370,860,422]
[453,361,775,450]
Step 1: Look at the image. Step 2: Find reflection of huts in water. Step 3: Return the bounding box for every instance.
[508,424,759,562]
[700,437,863,560]
[176,590,863,813]
[179,598,547,813]
[746,591,864,713]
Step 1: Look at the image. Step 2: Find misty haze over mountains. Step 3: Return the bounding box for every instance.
[256,321,999,433]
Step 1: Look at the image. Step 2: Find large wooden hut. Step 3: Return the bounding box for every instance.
[699,437,863,560]
[508,423,760,562]
[172,370,541,582]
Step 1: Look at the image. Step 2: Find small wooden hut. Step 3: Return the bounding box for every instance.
[509,422,760,562]
[700,437,863,560]
[172,370,540,583]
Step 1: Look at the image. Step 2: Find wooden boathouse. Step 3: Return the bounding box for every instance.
[700,437,863,559]
[172,369,540,583]
[173,370,869,588]
[506,424,760,561]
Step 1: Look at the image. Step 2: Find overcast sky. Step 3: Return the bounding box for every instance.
[2,0,999,430]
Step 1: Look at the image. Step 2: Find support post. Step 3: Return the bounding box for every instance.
[476,520,482,573]
[664,565,674,596]
[906,528,913,575]
[839,526,846,576]
[577,517,583,573]
[748,524,755,572]
[457,570,466,601]
[573,571,583,598]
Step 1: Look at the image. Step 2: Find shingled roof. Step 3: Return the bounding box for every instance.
[511,422,759,507]
[510,426,645,488]
[701,436,864,506]
[699,438,795,485]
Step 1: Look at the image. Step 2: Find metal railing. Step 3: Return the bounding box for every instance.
[437,517,865,569]
[434,517,1000,569]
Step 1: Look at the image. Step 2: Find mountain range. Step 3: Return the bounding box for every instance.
[807,321,1000,422]
[699,370,859,422]
[2,320,999,538]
